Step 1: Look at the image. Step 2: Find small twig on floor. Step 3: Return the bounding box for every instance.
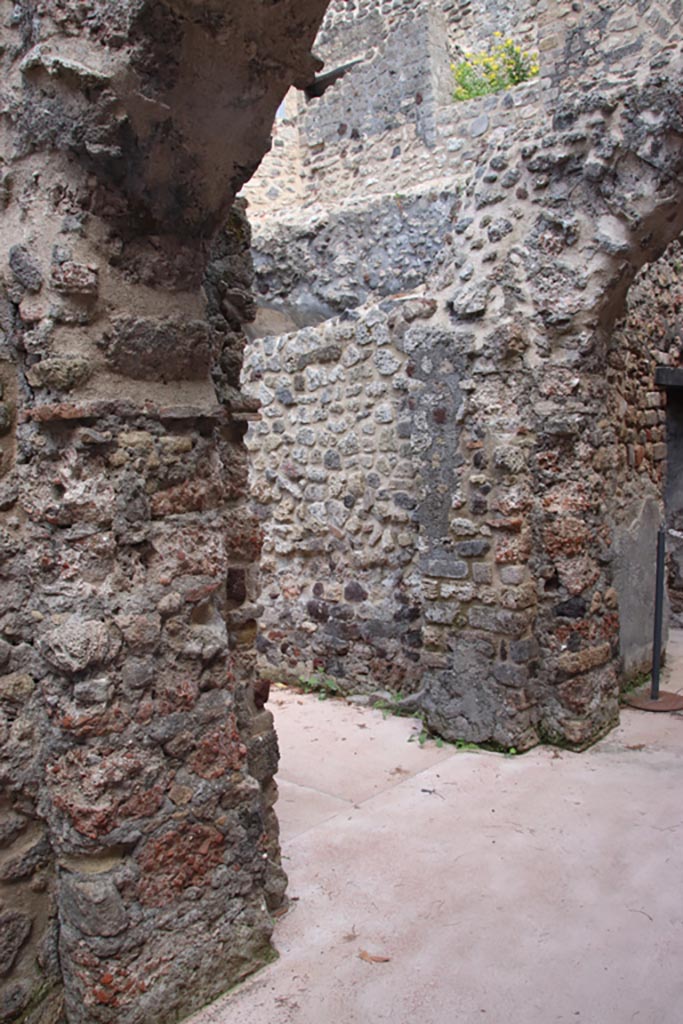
[421,787,445,800]
[627,907,654,922]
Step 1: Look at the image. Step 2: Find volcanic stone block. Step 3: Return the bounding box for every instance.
[51,262,98,296]
[0,910,32,976]
[98,318,216,381]
[60,875,127,938]
[40,619,119,674]
[8,246,42,292]
[27,356,93,392]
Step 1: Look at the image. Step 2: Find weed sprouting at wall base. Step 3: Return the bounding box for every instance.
[298,672,341,699]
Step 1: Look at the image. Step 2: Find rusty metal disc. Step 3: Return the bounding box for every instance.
[624,690,683,712]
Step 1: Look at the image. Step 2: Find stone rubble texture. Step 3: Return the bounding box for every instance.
[0,1,330,1023]
[243,0,683,751]
[2,0,683,1022]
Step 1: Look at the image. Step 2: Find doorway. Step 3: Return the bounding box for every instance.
[660,369,683,626]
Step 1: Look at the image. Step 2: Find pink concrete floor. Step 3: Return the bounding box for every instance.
[190,640,683,1024]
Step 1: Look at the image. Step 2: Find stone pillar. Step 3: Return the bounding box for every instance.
[415,9,683,750]
[0,1,329,1021]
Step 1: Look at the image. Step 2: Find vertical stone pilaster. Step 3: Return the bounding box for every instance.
[0,0,331,1020]
[0,170,282,1023]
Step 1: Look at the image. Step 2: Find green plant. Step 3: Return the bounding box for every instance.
[407,726,430,746]
[452,34,540,102]
[298,672,341,700]
[377,697,407,720]
[454,738,481,752]
[620,670,651,699]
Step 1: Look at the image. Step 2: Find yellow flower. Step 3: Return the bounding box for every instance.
[452,33,540,102]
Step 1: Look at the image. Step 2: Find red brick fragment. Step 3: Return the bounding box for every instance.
[136,823,225,907]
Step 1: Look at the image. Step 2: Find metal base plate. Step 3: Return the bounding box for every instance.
[624,690,683,712]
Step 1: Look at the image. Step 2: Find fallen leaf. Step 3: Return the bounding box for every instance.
[359,950,391,964]
[626,743,646,751]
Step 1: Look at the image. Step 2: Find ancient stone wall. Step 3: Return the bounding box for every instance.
[244,302,430,696]
[3,0,683,1019]
[316,0,538,57]
[250,188,458,325]
[242,0,540,216]
[244,0,683,750]
[609,241,683,651]
[0,1,330,1022]
[245,0,681,216]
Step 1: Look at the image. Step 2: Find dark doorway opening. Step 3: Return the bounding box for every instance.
[657,368,683,627]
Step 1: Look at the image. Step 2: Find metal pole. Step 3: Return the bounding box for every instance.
[651,524,666,701]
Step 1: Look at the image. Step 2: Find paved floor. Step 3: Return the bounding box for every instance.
[191,640,683,1024]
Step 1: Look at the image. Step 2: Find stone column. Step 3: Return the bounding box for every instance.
[0,1,329,1021]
